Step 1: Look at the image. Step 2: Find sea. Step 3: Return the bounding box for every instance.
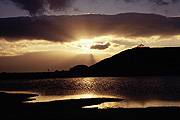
[0,76,180,108]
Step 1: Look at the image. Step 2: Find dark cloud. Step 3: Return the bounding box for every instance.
[91,42,111,50]
[0,16,76,42]
[123,0,180,5]
[123,0,138,3]
[46,0,73,11]
[149,0,180,5]
[73,8,81,12]
[2,0,73,16]
[150,0,170,5]
[0,13,180,42]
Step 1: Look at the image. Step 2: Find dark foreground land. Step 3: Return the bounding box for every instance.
[0,92,180,120]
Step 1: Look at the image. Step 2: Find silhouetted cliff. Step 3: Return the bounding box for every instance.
[89,47,180,76]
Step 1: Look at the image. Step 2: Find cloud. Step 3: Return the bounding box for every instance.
[91,42,111,50]
[123,0,180,5]
[0,13,180,42]
[0,16,76,42]
[123,0,138,3]
[149,0,180,5]
[2,0,74,16]
[1,0,180,16]
[112,40,138,48]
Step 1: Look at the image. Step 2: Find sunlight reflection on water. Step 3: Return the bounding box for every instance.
[83,100,180,109]
[1,77,180,108]
[30,94,118,103]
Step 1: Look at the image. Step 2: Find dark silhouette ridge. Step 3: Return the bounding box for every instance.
[69,65,89,75]
[89,46,180,76]
[1,46,180,80]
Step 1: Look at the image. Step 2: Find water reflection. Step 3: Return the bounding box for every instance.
[1,77,180,108]
[30,93,118,103]
[84,100,180,109]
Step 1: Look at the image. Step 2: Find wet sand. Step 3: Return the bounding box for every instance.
[0,92,180,119]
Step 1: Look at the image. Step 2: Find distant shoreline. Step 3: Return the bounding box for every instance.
[1,72,180,80]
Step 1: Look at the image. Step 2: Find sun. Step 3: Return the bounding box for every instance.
[69,35,114,54]
[80,39,93,48]
[79,39,94,54]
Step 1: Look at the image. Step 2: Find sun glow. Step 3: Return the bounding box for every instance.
[68,35,114,54]
[78,38,94,53]
[2,34,180,57]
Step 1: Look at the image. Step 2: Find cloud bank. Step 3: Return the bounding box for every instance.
[123,0,180,5]
[1,0,180,16]
[0,13,180,42]
[2,0,73,16]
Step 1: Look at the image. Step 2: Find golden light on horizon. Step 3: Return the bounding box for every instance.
[69,35,116,54]
[2,34,180,57]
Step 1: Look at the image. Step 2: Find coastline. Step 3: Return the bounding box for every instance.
[1,92,180,119]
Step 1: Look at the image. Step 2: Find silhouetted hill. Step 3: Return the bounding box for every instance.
[1,47,180,80]
[89,47,180,76]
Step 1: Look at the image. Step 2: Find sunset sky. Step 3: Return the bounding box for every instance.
[0,0,180,72]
